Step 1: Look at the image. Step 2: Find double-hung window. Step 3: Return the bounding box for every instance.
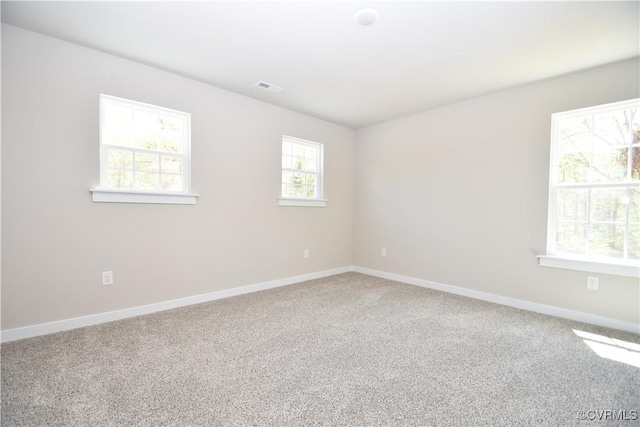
[91,94,197,204]
[279,136,326,207]
[540,99,639,277]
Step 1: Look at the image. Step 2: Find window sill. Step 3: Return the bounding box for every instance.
[91,189,199,205]
[278,198,328,207]
[538,255,639,278]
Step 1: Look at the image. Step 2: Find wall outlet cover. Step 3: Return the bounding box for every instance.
[102,271,114,286]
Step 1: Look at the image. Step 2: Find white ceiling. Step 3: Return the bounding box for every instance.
[2,1,639,129]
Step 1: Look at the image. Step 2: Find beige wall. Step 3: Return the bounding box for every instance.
[354,58,640,324]
[1,25,355,330]
[2,24,639,332]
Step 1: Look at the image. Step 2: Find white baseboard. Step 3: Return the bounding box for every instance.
[0,266,353,343]
[353,266,640,335]
[3,265,637,343]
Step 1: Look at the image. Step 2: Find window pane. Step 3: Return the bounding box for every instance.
[161,174,182,191]
[132,110,158,150]
[282,171,293,184]
[158,116,183,153]
[104,104,132,124]
[159,116,182,134]
[161,156,182,174]
[305,174,317,198]
[306,185,316,198]
[291,157,304,170]
[135,153,159,172]
[557,189,587,221]
[590,188,628,223]
[556,116,592,153]
[304,159,317,172]
[292,144,304,157]
[282,155,291,169]
[590,146,627,183]
[556,222,586,255]
[135,171,160,190]
[631,146,639,181]
[282,141,292,156]
[103,104,133,147]
[589,224,624,259]
[304,146,317,159]
[304,174,316,186]
[593,110,631,148]
[107,169,133,189]
[629,224,640,260]
[629,188,640,223]
[158,136,182,154]
[282,184,294,197]
[107,148,133,170]
[557,152,590,184]
[293,184,304,197]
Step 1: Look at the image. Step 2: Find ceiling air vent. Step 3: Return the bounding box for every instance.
[255,81,283,94]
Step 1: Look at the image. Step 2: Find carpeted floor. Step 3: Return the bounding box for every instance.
[2,272,639,426]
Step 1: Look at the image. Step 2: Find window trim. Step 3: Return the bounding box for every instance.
[538,255,639,278]
[91,188,198,205]
[91,94,197,205]
[277,197,328,207]
[278,135,327,207]
[540,98,640,277]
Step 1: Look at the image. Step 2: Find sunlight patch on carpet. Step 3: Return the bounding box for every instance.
[574,329,640,368]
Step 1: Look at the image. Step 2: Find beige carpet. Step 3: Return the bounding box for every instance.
[2,272,639,426]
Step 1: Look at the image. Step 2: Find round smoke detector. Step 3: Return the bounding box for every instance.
[354,9,380,27]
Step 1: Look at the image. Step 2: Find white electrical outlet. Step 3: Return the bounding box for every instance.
[381,248,387,257]
[304,249,310,259]
[102,271,114,286]
[586,276,599,290]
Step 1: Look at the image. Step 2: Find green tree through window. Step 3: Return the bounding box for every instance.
[548,99,640,262]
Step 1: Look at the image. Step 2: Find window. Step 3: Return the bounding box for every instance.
[91,94,197,204]
[278,136,326,207]
[539,99,639,277]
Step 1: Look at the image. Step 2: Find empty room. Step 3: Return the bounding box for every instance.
[1,1,639,425]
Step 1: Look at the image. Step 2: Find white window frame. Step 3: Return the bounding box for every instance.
[538,98,640,278]
[91,94,198,204]
[278,135,327,207]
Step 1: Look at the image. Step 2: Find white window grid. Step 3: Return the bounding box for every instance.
[281,136,324,200]
[547,98,639,263]
[99,94,191,194]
